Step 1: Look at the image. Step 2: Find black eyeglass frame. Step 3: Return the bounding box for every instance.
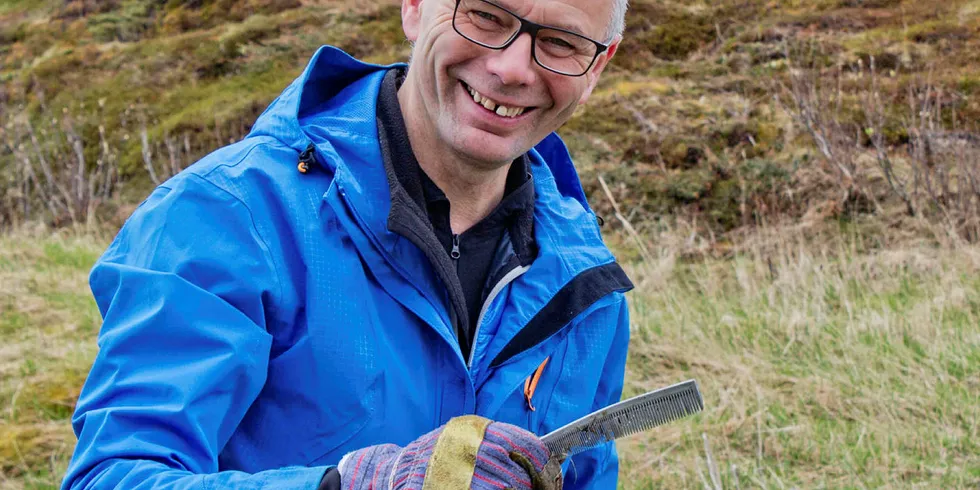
[452,0,609,77]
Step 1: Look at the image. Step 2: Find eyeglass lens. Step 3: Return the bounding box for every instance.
[453,0,600,76]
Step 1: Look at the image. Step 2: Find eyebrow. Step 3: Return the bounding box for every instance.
[486,0,593,38]
[546,19,591,36]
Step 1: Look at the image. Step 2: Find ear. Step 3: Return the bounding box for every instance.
[578,36,620,105]
[402,0,424,42]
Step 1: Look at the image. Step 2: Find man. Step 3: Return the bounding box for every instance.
[62,0,631,488]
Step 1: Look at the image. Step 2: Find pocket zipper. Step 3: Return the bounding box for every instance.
[523,356,550,412]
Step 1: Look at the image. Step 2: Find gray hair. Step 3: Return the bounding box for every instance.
[606,0,629,42]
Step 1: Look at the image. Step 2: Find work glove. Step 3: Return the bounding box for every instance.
[336,415,563,490]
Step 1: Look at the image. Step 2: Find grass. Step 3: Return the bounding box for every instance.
[0,1,411,184]
[0,0,59,17]
[615,225,980,488]
[1,0,979,486]
[1,225,979,488]
[0,228,105,490]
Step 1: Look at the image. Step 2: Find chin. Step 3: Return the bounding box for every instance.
[443,125,525,166]
[461,147,521,167]
[456,135,528,166]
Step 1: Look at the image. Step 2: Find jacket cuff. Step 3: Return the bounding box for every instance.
[317,467,341,490]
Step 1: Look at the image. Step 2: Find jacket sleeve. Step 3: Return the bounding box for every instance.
[61,174,329,490]
[562,294,630,490]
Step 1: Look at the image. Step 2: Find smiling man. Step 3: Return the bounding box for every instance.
[62,0,632,489]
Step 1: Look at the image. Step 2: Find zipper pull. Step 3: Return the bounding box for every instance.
[297,143,316,174]
[451,234,461,260]
[524,357,550,412]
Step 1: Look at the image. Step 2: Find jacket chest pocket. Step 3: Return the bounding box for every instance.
[484,335,571,435]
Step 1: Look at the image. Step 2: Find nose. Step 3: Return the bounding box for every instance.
[484,32,538,86]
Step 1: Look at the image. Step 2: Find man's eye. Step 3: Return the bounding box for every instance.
[543,37,575,50]
[472,10,501,24]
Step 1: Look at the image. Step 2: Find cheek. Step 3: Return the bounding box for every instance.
[546,81,586,116]
[443,40,489,73]
[426,42,469,83]
[420,16,467,60]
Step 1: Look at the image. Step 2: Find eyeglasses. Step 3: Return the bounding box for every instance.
[452,0,608,77]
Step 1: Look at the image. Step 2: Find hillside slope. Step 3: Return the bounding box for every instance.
[1,1,979,489]
[1,0,978,234]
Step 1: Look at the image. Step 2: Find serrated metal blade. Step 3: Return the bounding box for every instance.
[541,379,704,459]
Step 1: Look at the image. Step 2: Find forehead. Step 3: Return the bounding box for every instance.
[494,0,612,38]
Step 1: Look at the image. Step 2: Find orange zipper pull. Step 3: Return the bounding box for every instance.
[523,356,550,412]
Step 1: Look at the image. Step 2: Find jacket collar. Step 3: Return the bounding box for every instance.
[248,45,593,228]
[250,42,615,262]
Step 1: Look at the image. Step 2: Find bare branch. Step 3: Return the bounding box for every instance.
[141,126,161,186]
[165,134,180,178]
[24,117,74,219]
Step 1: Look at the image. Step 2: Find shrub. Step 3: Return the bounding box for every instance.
[614,3,715,70]
[0,21,28,45]
[218,14,280,56]
[635,10,715,62]
[86,1,158,43]
[55,0,121,20]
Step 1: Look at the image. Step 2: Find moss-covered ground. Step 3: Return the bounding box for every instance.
[1,0,978,230]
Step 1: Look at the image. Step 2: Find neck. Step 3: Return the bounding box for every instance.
[398,74,512,234]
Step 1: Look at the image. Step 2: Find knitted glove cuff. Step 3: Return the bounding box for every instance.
[338,443,402,490]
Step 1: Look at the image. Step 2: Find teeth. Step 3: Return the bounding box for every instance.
[465,84,527,118]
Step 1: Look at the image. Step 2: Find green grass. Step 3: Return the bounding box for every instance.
[0,229,104,489]
[1,226,979,488]
[0,0,59,16]
[0,1,411,184]
[617,228,980,488]
[1,0,980,486]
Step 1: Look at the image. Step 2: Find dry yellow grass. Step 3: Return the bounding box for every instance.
[616,223,980,488]
[1,224,979,489]
[0,226,104,490]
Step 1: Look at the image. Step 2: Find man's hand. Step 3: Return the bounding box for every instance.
[336,416,563,490]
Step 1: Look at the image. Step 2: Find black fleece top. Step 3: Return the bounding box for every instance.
[419,140,532,340]
[376,67,535,352]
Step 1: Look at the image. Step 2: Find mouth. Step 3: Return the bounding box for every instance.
[460,81,536,119]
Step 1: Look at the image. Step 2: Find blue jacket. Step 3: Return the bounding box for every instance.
[63,46,633,490]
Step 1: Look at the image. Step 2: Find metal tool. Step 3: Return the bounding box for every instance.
[540,379,704,458]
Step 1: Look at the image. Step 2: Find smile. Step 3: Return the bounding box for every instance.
[461,81,534,119]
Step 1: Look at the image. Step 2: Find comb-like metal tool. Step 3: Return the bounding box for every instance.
[541,379,704,458]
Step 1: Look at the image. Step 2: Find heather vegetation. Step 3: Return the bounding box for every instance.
[0,0,978,488]
[2,0,979,234]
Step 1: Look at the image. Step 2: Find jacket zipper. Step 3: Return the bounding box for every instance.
[467,264,531,369]
[450,234,461,260]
